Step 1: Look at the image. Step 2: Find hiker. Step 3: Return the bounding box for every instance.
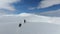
[19,19,26,27]
[24,19,26,23]
[19,24,22,27]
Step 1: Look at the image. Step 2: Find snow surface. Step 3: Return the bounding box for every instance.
[19,22,60,34]
[1,22,60,34]
[0,22,18,34]
[0,13,60,34]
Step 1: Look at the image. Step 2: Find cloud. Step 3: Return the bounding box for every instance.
[0,0,20,11]
[0,11,7,15]
[37,0,60,8]
[18,13,32,16]
[28,7,36,10]
[0,10,15,15]
[40,9,60,17]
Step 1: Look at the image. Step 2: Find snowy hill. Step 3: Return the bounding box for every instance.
[0,13,60,34]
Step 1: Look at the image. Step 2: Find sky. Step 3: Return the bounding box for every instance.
[0,0,60,17]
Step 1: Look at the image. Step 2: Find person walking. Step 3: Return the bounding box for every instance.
[24,19,26,23]
[19,19,26,27]
[19,23,22,27]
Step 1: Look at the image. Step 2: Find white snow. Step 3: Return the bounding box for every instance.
[0,13,60,34]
